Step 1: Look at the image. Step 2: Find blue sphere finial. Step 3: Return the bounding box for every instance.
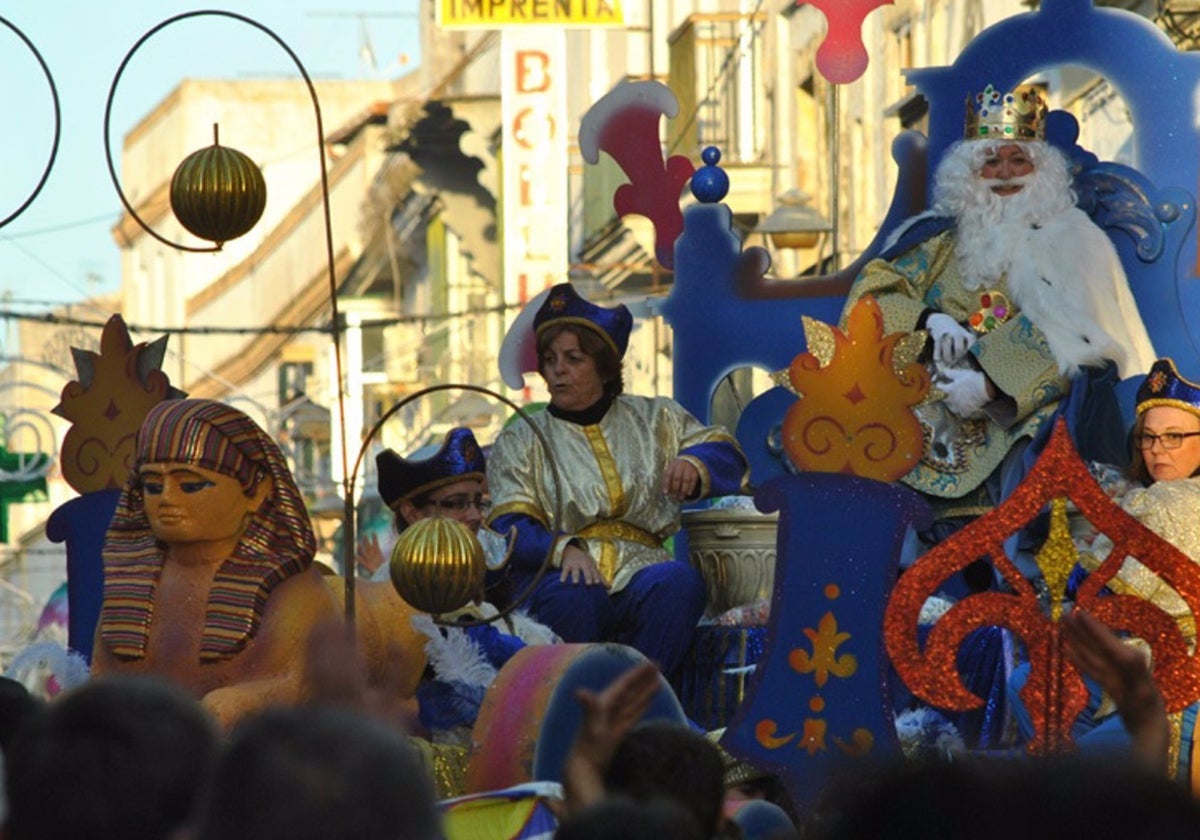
[690,145,729,203]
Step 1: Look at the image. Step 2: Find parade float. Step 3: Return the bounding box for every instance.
[22,0,1200,823]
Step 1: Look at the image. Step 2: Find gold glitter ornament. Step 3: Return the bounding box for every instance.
[1035,498,1077,621]
[170,124,267,246]
[781,295,930,480]
[390,516,486,615]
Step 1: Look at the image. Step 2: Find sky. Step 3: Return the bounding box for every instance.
[0,1,422,336]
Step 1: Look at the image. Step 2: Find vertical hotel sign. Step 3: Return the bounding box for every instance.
[437,1,624,326]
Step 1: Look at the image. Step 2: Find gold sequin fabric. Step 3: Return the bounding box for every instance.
[845,231,1068,499]
[487,395,748,592]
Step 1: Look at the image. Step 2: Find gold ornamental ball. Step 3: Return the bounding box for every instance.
[169,124,267,246]
[390,516,486,615]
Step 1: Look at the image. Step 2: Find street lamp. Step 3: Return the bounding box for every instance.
[754,189,832,252]
[309,486,346,570]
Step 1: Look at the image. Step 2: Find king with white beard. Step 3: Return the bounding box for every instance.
[842,84,1156,518]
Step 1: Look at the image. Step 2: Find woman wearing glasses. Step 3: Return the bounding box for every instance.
[374,428,558,750]
[1011,359,1200,781]
[1087,358,1200,590]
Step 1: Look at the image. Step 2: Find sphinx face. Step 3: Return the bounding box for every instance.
[138,461,261,554]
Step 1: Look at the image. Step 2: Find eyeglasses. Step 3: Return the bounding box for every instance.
[429,494,492,514]
[1133,431,1200,450]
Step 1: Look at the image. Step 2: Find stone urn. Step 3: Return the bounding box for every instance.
[682,508,779,619]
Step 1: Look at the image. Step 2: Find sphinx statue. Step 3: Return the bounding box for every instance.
[89,398,426,727]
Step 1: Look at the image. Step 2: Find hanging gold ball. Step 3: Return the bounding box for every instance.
[389,516,486,615]
[169,125,267,246]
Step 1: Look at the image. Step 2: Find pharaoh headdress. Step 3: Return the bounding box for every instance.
[99,399,316,662]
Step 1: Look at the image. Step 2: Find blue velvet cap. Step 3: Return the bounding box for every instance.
[1136,358,1200,419]
[376,427,486,509]
[533,283,633,359]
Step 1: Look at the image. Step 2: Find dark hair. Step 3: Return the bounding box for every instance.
[193,704,441,840]
[5,674,218,840]
[555,795,707,840]
[392,489,432,532]
[0,676,42,754]
[804,754,1200,840]
[1127,410,1200,486]
[604,721,726,836]
[536,323,625,397]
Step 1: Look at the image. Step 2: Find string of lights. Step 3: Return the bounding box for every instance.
[0,302,521,336]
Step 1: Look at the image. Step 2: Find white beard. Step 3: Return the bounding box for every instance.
[952,173,1072,290]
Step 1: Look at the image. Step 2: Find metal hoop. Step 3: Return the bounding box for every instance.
[0,16,61,230]
[346,383,565,628]
[105,11,352,624]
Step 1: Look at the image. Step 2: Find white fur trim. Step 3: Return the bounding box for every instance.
[882,210,940,253]
[1006,208,1156,378]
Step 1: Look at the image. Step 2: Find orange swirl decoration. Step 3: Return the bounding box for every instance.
[52,315,176,493]
[782,295,929,480]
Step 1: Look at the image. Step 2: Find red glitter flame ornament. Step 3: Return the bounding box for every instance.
[883,420,1200,754]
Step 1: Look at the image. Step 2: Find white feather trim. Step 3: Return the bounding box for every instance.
[410,614,497,689]
[502,609,562,646]
[894,707,967,759]
[6,640,90,700]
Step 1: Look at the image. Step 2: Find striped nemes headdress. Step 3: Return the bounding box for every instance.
[100,399,316,662]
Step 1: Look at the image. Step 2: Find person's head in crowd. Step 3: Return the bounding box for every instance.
[803,754,1200,840]
[729,799,801,840]
[0,676,41,755]
[708,728,801,828]
[1130,358,1200,485]
[4,674,218,840]
[534,283,631,408]
[377,427,489,534]
[192,704,442,840]
[603,721,727,838]
[554,795,707,840]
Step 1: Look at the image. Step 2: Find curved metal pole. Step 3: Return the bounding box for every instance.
[0,16,61,229]
[350,383,565,628]
[105,10,353,621]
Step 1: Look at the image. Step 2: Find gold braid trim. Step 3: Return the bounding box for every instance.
[1169,710,1182,783]
[488,501,549,529]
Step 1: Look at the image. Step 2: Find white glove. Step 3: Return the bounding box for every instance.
[937,366,991,418]
[925,313,976,366]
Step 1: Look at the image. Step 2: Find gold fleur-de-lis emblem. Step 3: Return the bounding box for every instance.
[789,611,858,687]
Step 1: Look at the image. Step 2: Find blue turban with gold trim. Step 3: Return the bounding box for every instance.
[534,282,633,360]
[1137,358,1200,420]
[377,427,485,511]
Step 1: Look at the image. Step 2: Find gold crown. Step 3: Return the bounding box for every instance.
[964,84,1047,142]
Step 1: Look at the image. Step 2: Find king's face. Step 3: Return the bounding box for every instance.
[979,143,1034,196]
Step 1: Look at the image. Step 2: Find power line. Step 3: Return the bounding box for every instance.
[0,302,522,336]
[0,212,122,240]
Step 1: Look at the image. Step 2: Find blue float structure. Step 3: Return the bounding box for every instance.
[649,0,1200,805]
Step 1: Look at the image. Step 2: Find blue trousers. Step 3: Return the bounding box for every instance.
[508,560,706,679]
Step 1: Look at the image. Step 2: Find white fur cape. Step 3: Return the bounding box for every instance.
[1004,207,1156,378]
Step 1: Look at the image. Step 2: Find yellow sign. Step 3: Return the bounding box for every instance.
[438,0,624,28]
